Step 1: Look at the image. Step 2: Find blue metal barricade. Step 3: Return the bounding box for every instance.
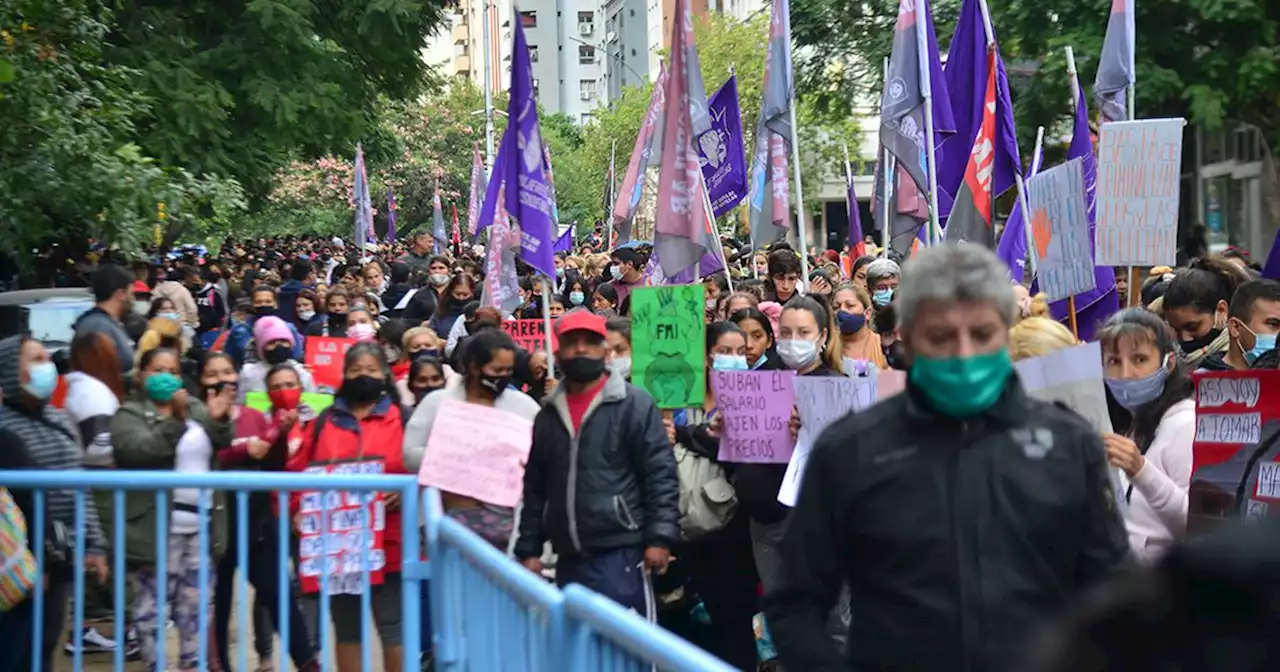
[1,471,735,671]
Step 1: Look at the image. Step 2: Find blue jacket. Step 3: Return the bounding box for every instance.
[224,316,304,369]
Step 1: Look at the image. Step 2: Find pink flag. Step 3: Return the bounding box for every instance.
[467,143,484,237]
[612,62,669,244]
[653,0,713,277]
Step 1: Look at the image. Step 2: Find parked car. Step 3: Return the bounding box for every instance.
[0,288,94,362]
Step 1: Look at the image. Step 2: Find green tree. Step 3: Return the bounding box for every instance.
[0,0,245,263]
[107,0,450,200]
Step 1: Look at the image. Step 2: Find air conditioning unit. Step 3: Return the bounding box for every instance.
[579,22,594,36]
[580,91,592,100]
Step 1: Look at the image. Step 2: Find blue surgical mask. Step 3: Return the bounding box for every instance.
[712,354,749,371]
[836,311,867,335]
[872,289,894,308]
[23,361,58,401]
[569,290,585,306]
[1242,324,1278,364]
[1104,355,1171,411]
[160,312,182,322]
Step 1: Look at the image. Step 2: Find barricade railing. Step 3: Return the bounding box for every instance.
[424,490,737,672]
[0,470,423,672]
[1,471,735,671]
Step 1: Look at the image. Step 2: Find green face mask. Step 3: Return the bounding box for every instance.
[909,348,1013,417]
[144,372,184,402]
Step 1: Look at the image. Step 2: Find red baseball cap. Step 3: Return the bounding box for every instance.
[554,309,607,339]
[132,281,151,294]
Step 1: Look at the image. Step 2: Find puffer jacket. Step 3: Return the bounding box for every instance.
[763,378,1130,672]
[110,394,234,563]
[514,372,680,559]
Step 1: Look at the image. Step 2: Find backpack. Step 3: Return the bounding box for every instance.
[0,488,37,611]
[674,443,737,540]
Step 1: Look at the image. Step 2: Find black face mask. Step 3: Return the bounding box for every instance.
[264,345,292,365]
[339,375,384,404]
[884,342,907,371]
[328,311,347,327]
[413,349,442,361]
[1180,328,1222,354]
[561,356,607,383]
[254,306,276,318]
[477,374,511,398]
[414,385,445,404]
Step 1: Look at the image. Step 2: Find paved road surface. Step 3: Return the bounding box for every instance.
[66,584,387,672]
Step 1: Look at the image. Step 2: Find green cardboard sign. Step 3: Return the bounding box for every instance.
[243,391,334,414]
[630,284,706,409]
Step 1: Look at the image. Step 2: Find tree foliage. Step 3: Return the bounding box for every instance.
[0,0,245,263]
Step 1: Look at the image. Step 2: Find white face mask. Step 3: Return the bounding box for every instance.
[297,310,316,321]
[609,264,623,280]
[611,355,632,380]
[429,273,450,287]
[776,338,820,370]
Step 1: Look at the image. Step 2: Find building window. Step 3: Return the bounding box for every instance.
[581,113,594,124]
[579,80,598,98]
[578,11,594,23]
[631,48,637,56]
[528,45,539,62]
[630,8,635,15]
[519,10,536,27]
[578,45,595,64]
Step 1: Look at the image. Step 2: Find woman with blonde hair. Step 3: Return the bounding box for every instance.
[1010,317,1078,362]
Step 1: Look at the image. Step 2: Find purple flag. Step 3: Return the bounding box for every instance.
[996,140,1043,281]
[847,168,865,256]
[432,177,446,254]
[1049,76,1118,341]
[938,0,1021,220]
[552,227,574,253]
[1261,230,1280,281]
[1095,0,1135,124]
[747,0,796,248]
[880,0,955,207]
[699,75,748,218]
[466,143,484,237]
[386,189,398,243]
[475,18,557,278]
[352,145,373,253]
[479,182,524,313]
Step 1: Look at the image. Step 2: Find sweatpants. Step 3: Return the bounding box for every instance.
[556,546,654,620]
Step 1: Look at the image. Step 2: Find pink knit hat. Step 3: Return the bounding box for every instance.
[253,316,295,358]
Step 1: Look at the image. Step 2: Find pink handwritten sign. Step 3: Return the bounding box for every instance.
[418,398,534,507]
[712,370,796,464]
[1094,118,1185,267]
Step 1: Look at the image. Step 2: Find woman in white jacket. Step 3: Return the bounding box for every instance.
[1098,308,1196,563]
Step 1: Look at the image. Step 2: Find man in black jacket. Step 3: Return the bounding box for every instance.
[515,309,680,617]
[764,243,1129,672]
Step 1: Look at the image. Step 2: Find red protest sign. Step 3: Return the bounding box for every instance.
[502,319,557,352]
[1192,370,1280,474]
[296,460,387,595]
[305,337,354,390]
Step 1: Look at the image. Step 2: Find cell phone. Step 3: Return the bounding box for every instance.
[210,381,238,396]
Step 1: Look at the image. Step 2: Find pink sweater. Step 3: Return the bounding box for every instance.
[1121,398,1195,563]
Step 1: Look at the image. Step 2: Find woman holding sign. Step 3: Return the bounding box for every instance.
[738,296,844,595]
[286,343,409,672]
[672,321,761,671]
[403,327,540,549]
[1099,309,1196,563]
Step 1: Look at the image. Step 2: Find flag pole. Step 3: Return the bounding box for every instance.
[914,4,943,246]
[699,170,735,293]
[541,281,555,379]
[605,139,617,250]
[1020,125,1045,281]
[880,56,892,259]
[787,105,812,284]
[842,141,855,254]
[482,0,496,176]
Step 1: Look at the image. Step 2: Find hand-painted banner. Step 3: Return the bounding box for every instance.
[1094,118,1185,267]
[501,319,555,353]
[1014,341,1112,434]
[1192,370,1280,474]
[631,285,706,408]
[1027,158,1096,302]
[418,398,534,508]
[304,337,355,390]
[712,369,796,464]
[778,375,878,505]
[297,460,386,595]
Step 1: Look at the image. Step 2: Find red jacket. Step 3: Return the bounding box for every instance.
[287,396,407,573]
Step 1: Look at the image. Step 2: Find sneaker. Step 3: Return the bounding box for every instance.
[64,627,116,655]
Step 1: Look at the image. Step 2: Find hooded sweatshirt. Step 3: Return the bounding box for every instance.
[73,306,134,375]
[0,336,107,553]
[1117,398,1195,563]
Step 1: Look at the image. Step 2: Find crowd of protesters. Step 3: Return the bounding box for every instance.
[0,224,1277,672]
